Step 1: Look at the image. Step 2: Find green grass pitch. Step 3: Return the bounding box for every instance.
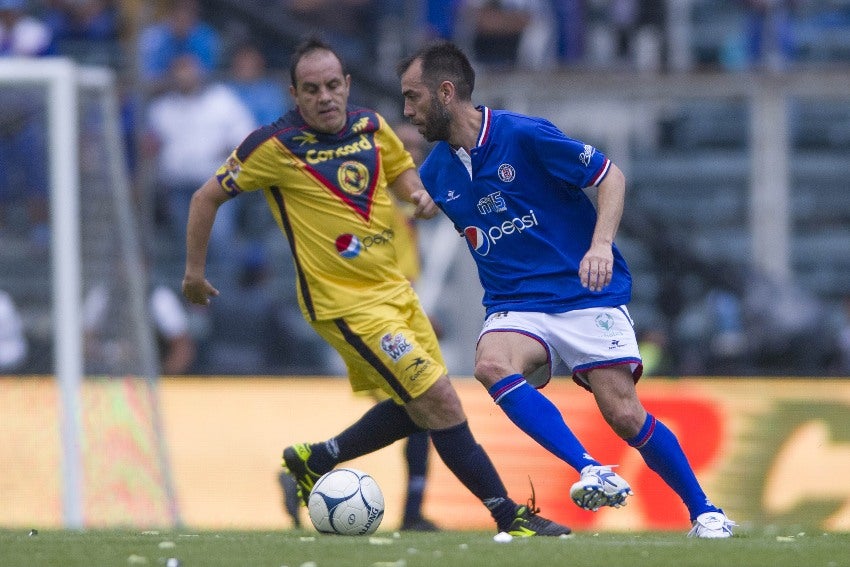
[2,528,849,567]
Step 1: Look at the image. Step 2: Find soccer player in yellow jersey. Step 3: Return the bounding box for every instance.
[182,36,569,536]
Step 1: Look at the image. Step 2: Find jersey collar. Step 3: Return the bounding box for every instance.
[476,105,491,148]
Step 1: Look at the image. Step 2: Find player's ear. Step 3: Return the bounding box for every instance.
[439,81,454,105]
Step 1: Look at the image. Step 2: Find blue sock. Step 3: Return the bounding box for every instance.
[489,374,598,471]
[628,414,720,521]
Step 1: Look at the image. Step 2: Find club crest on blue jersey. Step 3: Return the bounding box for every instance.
[381,332,413,362]
[497,163,516,182]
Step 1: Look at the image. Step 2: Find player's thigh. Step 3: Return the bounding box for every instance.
[475,314,551,386]
[310,292,446,404]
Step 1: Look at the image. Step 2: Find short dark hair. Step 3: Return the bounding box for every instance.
[397,41,475,101]
[289,36,346,88]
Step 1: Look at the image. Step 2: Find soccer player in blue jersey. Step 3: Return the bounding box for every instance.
[398,41,735,538]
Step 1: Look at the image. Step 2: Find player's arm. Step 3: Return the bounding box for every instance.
[579,162,626,292]
[388,167,439,219]
[182,176,229,305]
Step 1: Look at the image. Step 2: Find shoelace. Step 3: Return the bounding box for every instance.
[524,476,541,517]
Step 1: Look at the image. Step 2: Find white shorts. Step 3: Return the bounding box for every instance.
[478,306,643,391]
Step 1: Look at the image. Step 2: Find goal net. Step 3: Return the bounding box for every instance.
[0,58,179,528]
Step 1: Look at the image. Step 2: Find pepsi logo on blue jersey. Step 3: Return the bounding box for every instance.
[463,210,539,257]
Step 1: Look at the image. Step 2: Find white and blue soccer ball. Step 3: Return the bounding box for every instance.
[307,468,384,535]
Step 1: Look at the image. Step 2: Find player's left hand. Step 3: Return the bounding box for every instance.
[579,245,613,292]
[411,189,439,219]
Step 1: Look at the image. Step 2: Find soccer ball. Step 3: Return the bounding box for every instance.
[307,468,385,535]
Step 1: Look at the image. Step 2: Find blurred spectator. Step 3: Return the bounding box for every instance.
[43,0,118,42]
[515,0,558,70]
[552,0,586,65]
[83,278,197,376]
[197,242,331,375]
[0,289,27,372]
[834,296,850,375]
[137,0,221,93]
[462,0,532,69]
[282,0,377,65]
[423,0,462,41]
[0,0,55,56]
[740,0,796,70]
[226,42,287,126]
[459,0,556,71]
[740,273,827,374]
[674,286,749,375]
[674,272,834,376]
[0,91,49,249]
[142,53,256,263]
[0,0,53,250]
[610,0,639,62]
[42,0,119,66]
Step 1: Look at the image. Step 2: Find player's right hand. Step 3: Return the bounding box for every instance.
[182,275,219,306]
[411,189,439,219]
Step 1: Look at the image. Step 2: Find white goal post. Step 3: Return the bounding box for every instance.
[0,58,178,528]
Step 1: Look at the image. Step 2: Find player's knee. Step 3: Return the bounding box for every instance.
[472,358,510,387]
[412,377,467,428]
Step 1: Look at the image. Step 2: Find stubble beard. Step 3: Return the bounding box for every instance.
[421,98,452,143]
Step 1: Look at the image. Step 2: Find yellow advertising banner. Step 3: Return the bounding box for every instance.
[1,376,849,532]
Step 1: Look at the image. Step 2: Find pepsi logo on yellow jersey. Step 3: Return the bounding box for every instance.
[335,228,395,260]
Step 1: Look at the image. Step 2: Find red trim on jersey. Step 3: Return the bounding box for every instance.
[590,158,611,187]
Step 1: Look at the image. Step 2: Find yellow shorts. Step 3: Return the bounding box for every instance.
[310,287,446,405]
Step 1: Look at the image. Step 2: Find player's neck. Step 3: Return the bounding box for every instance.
[450,105,483,152]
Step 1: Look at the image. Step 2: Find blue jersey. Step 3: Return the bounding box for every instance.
[419,106,632,316]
